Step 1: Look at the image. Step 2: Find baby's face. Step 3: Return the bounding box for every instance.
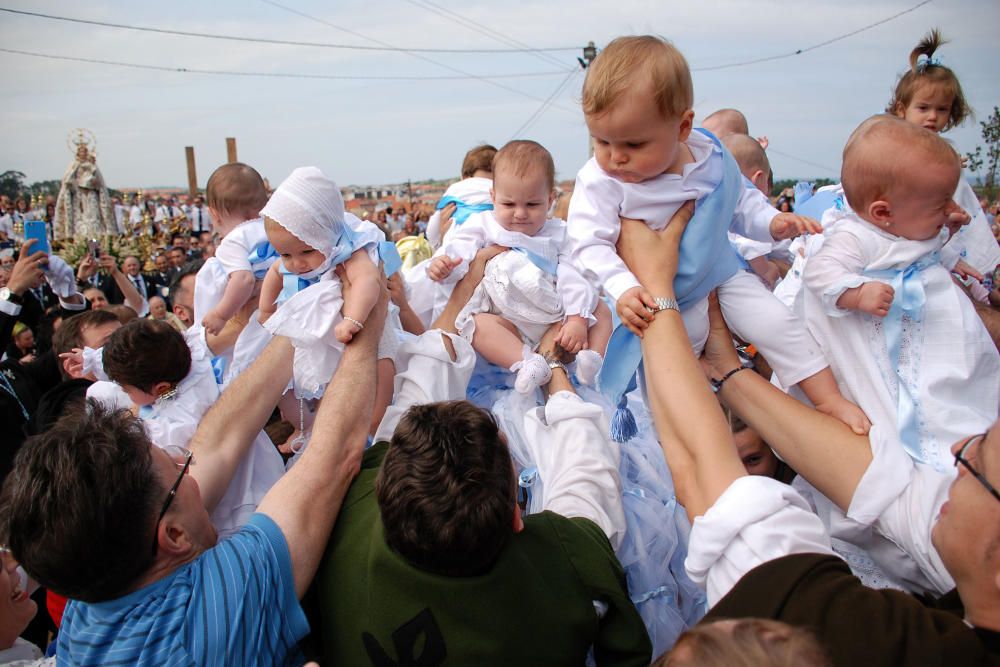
[885,157,962,241]
[897,85,953,134]
[490,167,553,237]
[586,87,690,184]
[265,219,325,274]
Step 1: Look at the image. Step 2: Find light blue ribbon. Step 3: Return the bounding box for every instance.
[599,128,744,438]
[210,356,227,386]
[435,195,493,225]
[793,188,839,222]
[327,224,358,267]
[511,246,558,276]
[247,241,279,280]
[794,181,814,208]
[278,266,321,304]
[864,252,939,463]
[379,241,403,277]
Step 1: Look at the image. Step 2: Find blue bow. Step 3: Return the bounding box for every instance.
[512,246,558,276]
[279,268,321,304]
[379,241,403,278]
[248,241,279,280]
[599,129,744,441]
[865,252,939,465]
[436,196,493,225]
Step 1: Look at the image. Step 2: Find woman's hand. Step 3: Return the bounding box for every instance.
[616,201,695,296]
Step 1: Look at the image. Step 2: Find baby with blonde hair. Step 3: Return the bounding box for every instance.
[568,35,868,434]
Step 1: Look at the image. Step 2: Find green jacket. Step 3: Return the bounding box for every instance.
[313,441,652,666]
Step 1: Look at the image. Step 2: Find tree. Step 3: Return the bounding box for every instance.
[0,170,26,200]
[966,106,1000,202]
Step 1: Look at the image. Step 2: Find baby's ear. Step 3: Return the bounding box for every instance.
[868,200,893,226]
[677,109,696,141]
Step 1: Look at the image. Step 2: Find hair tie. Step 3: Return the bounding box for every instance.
[917,54,942,71]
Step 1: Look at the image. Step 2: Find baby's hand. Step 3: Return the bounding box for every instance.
[855,281,894,317]
[616,286,657,337]
[428,255,461,282]
[335,318,361,344]
[202,310,227,335]
[58,347,85,378]
[952,259,983,282]
[769,212,821,241]
[555,315,588,354]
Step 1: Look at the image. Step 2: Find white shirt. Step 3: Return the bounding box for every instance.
[215,218,268,276]
[567,130,780,302]
[425,177,493,249]
[189,206,214,233]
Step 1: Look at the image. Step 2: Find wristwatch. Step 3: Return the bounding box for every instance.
[546,358,569,376]
[0,287,23,305]
[651,296,679,313]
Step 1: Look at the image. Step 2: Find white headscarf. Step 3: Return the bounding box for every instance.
[260,167,345,263]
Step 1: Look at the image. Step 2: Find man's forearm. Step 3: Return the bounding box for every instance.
[189,336,294,512]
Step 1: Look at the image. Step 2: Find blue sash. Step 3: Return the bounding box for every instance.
[864,251,939,464]
[247,241,279,280]
[599,128,744,441]
[436,195,493,225]
[512,246,558,276]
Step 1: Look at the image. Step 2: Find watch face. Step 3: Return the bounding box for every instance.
[0,288,10,301]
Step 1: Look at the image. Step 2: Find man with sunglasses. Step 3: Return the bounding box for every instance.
[0,270,390,664]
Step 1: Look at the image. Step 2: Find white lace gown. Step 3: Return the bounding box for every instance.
[263,219,399,399]
[803,214,1000,472]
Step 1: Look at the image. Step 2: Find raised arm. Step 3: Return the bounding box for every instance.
[100,253,147,315]
[256,270,388,597]
[188,335,294,513]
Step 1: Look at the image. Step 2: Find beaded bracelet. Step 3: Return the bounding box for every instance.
[710,366,749,393]
[343,316,364,330]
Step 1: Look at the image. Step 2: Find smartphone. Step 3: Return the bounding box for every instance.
[23,220,50,256]
[88,239,101,260]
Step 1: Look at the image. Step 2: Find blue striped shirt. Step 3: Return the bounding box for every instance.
[57,513,309,666]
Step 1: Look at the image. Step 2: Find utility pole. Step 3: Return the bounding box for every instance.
[185,146,198,196]
[226,137,238,164]
[579,41,598,157]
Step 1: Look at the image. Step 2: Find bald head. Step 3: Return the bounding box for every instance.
[702,108,749,138]
[842,114,959,212]
[722,133,771,193]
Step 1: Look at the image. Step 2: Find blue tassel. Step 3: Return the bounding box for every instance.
[610,395,638,443]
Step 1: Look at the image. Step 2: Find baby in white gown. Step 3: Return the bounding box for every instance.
[427,141,613,393]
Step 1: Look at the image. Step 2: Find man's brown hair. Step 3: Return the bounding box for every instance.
[376,400,516,576]
[0,402,161,602]
[206,162,268,221]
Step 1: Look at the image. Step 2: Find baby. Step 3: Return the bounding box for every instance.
[74,319,285,537]
[803,115,999,471]
[258,167,398,453]
[568,35,868,433]
[428,140,612,393]
[199,163,273,336]
[425,143,497,249]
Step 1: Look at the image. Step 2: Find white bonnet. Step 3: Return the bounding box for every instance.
[260,166,345,260]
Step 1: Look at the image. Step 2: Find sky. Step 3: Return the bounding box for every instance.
[1,0,998,191]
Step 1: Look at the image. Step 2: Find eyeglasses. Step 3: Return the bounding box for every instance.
[151,447,194,555]
[954,433,1000,505]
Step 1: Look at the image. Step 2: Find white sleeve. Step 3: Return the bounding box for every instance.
[372,330,476,442]
[425,210,443,249]
[566,169,638,302]
[802,230,868,317]
[685,475,835,606]
[433,217,486,285]
[214,234,253,275]
[939,241,962,271]
[730,187,779,244]
[81,346,109,382]
[556,242,598,322]
[521,391,626,548]
[846,424,955,594]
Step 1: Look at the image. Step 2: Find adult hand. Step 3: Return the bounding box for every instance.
[99,253,121,275]
[76,254,97,281]
[699,291,742,381]
[617,200,695,295]
[8,239,46,295]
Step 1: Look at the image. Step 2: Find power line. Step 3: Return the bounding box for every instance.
[0,47,570,81]
[401,0,567,69]
[509,68,581,140]
[691,0,933,72]
[767,147,836,174]
[0,6,581,54]
[258,0,578,114]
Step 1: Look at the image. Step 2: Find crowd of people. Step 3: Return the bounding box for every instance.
[0,28,999,667]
